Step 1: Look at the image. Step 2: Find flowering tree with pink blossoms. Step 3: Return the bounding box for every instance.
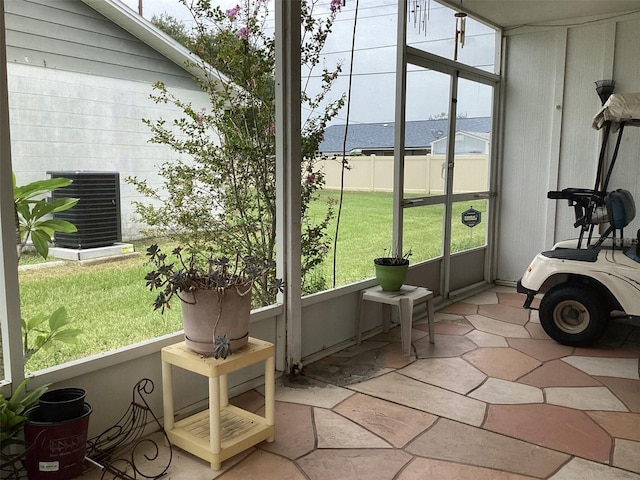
[128,0,344,302]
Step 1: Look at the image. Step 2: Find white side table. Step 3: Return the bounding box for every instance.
[357,285,435,356]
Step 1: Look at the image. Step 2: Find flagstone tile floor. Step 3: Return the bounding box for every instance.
[90,286,640,480]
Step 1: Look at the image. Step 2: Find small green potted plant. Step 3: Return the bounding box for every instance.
[374,248,412,291]
[145,244,283,359]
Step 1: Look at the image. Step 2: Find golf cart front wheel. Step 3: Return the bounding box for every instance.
[539,285,608,347]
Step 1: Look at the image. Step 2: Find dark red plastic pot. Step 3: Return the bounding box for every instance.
[38,388,86,422]
[24,403,92,480]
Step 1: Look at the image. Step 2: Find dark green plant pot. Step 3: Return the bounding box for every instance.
[374,262,409,291]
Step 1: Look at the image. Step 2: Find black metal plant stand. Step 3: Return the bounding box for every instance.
[0,450,28,480]
[85,378,172,480]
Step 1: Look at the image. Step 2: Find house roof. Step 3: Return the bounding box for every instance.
[319,117,492,153]
[81,0,229,85]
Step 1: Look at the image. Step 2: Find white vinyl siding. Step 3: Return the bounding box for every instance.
[4,0,198,88]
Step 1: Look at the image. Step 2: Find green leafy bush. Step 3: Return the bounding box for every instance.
[131,0,344,301]
[13,175,82,366]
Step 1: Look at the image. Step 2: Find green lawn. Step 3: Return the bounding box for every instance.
[308,190,486,286]
[18,191,486,371]
[18,242,182,371]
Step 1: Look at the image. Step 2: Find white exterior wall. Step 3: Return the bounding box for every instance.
[4,0,194,84]
[8,63,209,240]
[497,11,640,282]
[4,0,212,241]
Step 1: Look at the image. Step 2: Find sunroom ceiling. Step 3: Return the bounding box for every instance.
[440,0,640,28]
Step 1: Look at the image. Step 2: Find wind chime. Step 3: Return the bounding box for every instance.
[454,9,467,60]
[410,0,430,36]
[410,0,467,61]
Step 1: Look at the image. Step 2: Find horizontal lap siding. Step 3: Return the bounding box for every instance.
[4,0,196,88]
[8,62,209,240]
[5,0,210,240]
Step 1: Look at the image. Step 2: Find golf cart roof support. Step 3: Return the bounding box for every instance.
[593,121,612,193]
[602,123,626,192]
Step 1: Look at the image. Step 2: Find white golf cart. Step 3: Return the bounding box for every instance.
[518,92,640,347]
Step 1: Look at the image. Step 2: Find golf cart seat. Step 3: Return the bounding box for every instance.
[591,188,635,248]
[606,190,640,264]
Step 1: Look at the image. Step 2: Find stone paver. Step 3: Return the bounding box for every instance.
[596,376,640,412]
[375,342,419,369]
[302,349,395,387]
[466,329,509,347]
[518,359,603,387]
[424,317,474,335]
[399,357,486,394]
[507,338,574,361]
[219,450,305,480]
[549,457,640,480]
[496,291,531,308]
[545,386,628,411]
[563,356,640,379]
[314,408,392,448]
[252,402,316,460]
[413,333,478,358]
[230,389,265,412]
[334,393,437,448]
[466,314,530,338]
[526,322,552,339]
[438,302,478,315]
[469,377,543,404]
[478,303,530,325]
[259,402,315,459]
[609,339,640,352]
[575,346,640,358]
[397,457,539,479]
[613,439,640,473]
[587,411,640,441]
[529,309,540,323]
[297,449,412,480]
[484,404,612,462]
[463,347,541,381]
[463,291,499,305]
[274,377,354,408]
[350,372,487,426]
[406,418,569,478]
